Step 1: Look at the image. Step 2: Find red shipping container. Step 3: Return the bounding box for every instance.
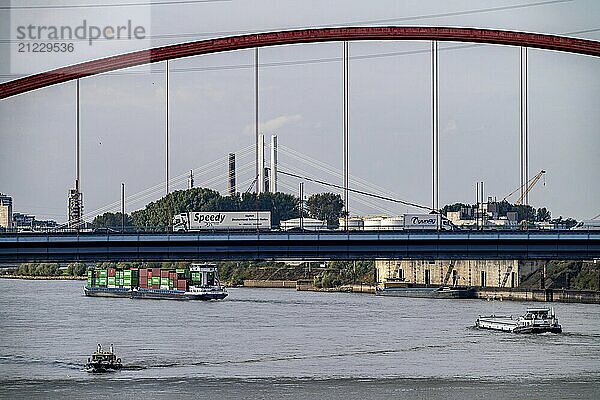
[108,268,116,277]
[160,270,169,278]
[152,268,160,278]
[177,279,187,291]
[140,268,148,277]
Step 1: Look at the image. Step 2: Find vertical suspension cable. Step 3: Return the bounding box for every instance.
[75,78,81,230]
[524,47,529,209]
[431,41,439,213]
[520,47,523,211]
[255,47,260,197]
[76,78,80,193]
[432,41,435,211]
[166,59,170,195]
[255,47,260,228]
[343,41,349,230]
[435,40,439,213]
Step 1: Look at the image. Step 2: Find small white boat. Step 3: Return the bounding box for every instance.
[475,307,562,334]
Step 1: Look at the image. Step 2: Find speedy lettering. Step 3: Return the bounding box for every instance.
[193,213,226,224]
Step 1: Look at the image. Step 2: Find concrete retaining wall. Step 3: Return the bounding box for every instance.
[475,287,600,304]
[339,284,376,294]
[243,280,297,288]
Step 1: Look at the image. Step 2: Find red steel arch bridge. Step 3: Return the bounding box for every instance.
[1,27,599,253]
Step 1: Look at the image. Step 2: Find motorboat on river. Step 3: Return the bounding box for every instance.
[475,307,562,334]
[84,344,122,373]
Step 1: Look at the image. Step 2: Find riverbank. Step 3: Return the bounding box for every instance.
[245,279,600,303]
[0,275,85,280]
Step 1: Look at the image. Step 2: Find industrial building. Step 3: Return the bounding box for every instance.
[0,193,12,229]
[375,259,543,288]
[445,201,519,229]
[12,212,57,231]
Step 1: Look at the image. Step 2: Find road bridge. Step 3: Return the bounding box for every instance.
[1,230,598,263]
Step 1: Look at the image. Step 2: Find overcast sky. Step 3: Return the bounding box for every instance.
[1,0,599,223]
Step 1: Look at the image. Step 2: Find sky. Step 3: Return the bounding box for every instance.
[0,0,599,223]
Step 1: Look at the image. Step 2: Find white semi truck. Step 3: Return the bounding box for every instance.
[172,211,271,231]
[341,214,453,231]
[403,214,453,230]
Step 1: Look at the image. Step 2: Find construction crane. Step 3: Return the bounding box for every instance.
[503,169,546,205]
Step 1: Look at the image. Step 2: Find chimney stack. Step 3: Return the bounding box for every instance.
[227,153,236,196]
[270,135,277,193]
[188,170,194,189]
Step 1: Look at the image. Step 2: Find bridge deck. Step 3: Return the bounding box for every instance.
[0,230,598,263]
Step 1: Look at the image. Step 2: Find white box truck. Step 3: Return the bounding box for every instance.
[173,211,271,231]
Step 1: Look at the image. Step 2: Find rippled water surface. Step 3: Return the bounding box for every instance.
[0,279,599,399]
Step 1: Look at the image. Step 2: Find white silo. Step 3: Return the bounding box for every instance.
[380,217,404,231]
[363,217,384,231]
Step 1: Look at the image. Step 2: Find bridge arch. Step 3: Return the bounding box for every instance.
[1,26,599,99]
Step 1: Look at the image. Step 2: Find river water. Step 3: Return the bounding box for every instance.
[0,279,599,399]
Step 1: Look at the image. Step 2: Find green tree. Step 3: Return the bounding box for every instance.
[17,263,34,275]
[131,187,223,228]
[441,203,470,215]
[551,216,578,229]
[306,193,345,228]
[67,262,87,276]
[535,207,551,222]
[92,212,133,230]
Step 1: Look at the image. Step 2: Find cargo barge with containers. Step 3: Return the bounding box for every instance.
[84,263,227,300]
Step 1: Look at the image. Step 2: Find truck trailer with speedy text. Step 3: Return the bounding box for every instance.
[172,211,271,231]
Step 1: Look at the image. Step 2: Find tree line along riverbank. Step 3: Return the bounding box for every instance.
[0,260,376,288]
[1,260,598,292]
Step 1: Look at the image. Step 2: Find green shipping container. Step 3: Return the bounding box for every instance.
[152,276,160,286]
[87,270,94,287]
